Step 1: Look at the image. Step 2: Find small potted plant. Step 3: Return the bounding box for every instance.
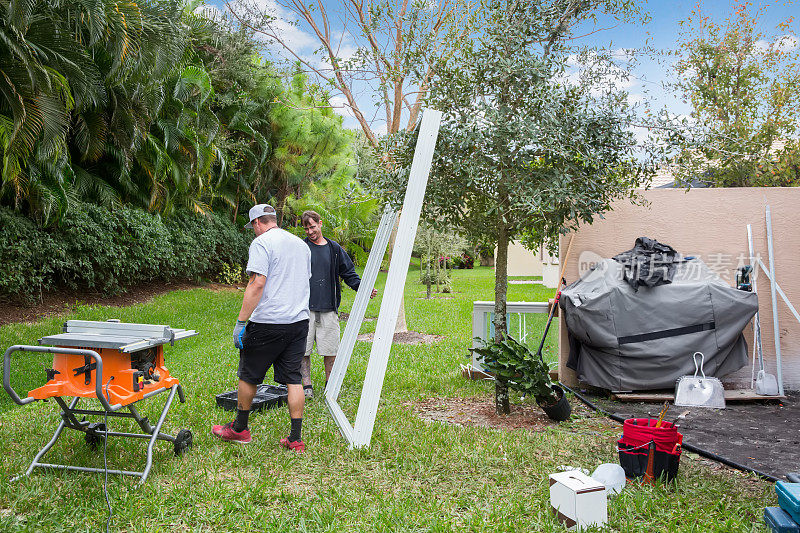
[470,336,571,421]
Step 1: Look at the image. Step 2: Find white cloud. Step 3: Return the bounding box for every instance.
[334,44,358,63]
[627,93,644,107]
[628,124,651,147]
[754,39,771,54]
[585,65,636,96]
[266,19,317,50]
[611,48,635,63]
[329,95,355,119]
[315,31,360,70]
[661,112,696,128]
[233,0,318,51]
[678,66,697,80]
[194,4,222,21]
[775,34,798,53]
[373,122,388,135]
[754,35,798,54]
[560,52,637,95]
[602,64,636,91]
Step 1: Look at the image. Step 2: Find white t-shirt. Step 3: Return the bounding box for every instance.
[246,227,311,324]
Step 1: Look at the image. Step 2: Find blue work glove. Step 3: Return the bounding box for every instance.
[233,320,247,349]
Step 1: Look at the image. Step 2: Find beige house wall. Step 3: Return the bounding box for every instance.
[504,241,543,277]
[558,187,800,391]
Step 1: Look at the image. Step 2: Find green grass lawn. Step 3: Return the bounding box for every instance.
[0,266,775,531]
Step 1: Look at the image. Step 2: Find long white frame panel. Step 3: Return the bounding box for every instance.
[324,109,442,448]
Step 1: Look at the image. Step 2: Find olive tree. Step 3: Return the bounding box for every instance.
[379,0,657,413]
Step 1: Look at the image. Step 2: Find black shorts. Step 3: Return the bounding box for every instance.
[238,320,309,385]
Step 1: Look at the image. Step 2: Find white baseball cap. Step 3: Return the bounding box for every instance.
[244,204,277,228]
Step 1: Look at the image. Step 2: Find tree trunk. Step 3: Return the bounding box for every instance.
[426,250,432,299]
[435,253,440,293]
[494,222,510,415]
[275,181,291,226]
[232,185,240,224]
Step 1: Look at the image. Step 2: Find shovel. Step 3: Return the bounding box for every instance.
[674,352,726,409]
[748,224,779,396]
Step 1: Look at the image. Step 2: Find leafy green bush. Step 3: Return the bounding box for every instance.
[285,175,380,267]
[0,205,249,303]
[216,262,245,285]
[0,209,62,300]
[452,252,475,269]
[470,336,558,405]
[418,268,452,293]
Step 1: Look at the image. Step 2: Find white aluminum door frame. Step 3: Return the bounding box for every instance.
[324,109,442,448]
[324,206,397,443]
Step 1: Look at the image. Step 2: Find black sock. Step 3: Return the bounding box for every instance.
[233,409,249,432]
[289,418,302,442]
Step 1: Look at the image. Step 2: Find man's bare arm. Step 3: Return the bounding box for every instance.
[238,274,267,321]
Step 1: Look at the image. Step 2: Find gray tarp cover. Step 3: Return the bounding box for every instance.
[561,258,758,391]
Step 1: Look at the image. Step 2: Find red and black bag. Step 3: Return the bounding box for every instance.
[617,418,683,482]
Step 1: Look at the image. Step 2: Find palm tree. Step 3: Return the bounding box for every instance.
[0,0,95,219]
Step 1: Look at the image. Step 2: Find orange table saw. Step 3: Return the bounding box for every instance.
[3,319,197,484]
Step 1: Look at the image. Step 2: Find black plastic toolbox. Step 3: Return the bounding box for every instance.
[215,384,288,412]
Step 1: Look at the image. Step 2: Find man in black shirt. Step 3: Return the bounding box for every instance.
[301,210,377,398]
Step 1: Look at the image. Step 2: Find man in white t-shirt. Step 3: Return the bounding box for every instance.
[212,204,311,452]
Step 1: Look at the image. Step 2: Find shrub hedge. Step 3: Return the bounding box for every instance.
[0,204,250,303]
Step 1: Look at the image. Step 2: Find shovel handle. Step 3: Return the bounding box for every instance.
[692,352,706,380]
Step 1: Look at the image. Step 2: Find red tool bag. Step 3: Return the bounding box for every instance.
[617,418,683,482]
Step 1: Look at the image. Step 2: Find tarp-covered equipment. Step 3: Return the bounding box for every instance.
[561,240,758,391]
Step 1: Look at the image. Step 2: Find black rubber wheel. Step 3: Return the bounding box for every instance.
[84,422,106,447]
[174,429,193,456]
[85,432,102,447]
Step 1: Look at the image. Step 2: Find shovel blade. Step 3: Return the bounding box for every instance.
[674,376,726,408]
[755,370,779,396]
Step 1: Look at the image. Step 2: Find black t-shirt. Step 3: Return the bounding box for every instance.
[308,241,335,311]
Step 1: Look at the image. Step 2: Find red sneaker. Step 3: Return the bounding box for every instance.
[279,437,305,453]
[212,422,252,444]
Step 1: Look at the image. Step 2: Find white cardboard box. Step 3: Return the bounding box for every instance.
[548,471,607,530]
